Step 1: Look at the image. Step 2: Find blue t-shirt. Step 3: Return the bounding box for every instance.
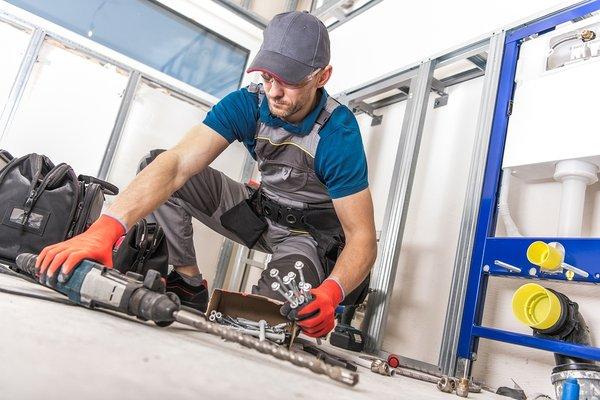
[203,85,368,199]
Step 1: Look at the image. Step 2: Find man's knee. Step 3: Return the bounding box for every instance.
[137,149,166,173]
[252,254,321,301]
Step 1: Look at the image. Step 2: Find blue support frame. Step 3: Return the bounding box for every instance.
[457,0,600,364]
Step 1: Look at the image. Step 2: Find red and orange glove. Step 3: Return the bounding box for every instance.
[35,214,126,284]
[286,279,344,338]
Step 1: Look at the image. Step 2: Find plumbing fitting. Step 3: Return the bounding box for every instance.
[456,378,469,398]
[512,283,594,365]
[581,29,597,42]
[551,363,600,400]
[553,160,598,237]
[370,359,395,377]
[526,241,589,279]
[437,375,457,393]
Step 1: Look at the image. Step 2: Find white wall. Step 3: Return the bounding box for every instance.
[0,0,263,289]
[329,0,592,395]
[1,39,129,176]
[0,20,29,115]
[328,0,579,94]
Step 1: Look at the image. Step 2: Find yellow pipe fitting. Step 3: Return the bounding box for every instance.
[512,283,562,330]
[526,241,563,272]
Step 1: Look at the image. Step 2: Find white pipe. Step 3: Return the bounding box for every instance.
[498,168,521,236]
[553,159,598,237]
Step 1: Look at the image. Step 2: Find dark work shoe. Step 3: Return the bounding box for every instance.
[166,271,209,313]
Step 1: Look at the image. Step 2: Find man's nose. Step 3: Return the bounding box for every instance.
[268,80,285,97]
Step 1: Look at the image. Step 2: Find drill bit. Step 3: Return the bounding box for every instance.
[173,309,359,386]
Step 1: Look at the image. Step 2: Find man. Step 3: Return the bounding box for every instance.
[36,11,377,338]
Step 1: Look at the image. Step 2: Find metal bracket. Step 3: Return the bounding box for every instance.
[434,94,449,108]
[431,78,449,109]
[353,101,384,126]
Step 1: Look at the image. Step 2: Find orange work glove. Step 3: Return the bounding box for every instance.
[35,214,126,284]
[293,279,344,338]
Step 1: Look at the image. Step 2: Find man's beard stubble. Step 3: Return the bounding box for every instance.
[267,97,304,119]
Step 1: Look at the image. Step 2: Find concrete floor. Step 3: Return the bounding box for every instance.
[0,273,504,400]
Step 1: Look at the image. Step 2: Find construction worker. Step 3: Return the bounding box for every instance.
[36,11,376,338]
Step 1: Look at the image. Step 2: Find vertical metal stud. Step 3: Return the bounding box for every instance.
[0,27,45,141]
[438,32,506,377]
[98,71,140,179]
[364,60,436,352]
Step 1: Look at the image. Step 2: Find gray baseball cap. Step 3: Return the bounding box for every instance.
[247,11,330,85]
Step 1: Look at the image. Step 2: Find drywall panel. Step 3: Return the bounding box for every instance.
[357,100,408,232]
[379,77,485,364]
[0,20,30,115]
[0,39,128,175]
[105,79,247,288]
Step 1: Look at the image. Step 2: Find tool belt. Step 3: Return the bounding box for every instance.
[221,187,370,306]
[254,190,370,307]
[255,191,313,232]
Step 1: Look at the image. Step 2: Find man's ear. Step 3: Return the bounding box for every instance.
[317,65,333,88]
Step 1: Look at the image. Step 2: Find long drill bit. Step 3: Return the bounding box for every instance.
[173,310,359,386]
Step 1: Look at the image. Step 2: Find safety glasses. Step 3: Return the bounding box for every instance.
[260,68,322,90]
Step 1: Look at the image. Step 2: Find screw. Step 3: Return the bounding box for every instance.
[259,320,267,342]
[302,282,313,301]
[269,268,285,287]
[282,275,296,293]
[271,282,296,304]
[287,272,301,295]
[286,290,299,308]
[294,260,306,284]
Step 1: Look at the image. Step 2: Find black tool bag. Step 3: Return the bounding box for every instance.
[0,151,118,264]
[112,218,169,278]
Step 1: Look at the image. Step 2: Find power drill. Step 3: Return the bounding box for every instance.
[15,253,180,325]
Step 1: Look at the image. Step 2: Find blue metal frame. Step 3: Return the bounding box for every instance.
[457,0,600,364]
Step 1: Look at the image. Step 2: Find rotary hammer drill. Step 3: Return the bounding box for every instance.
[15,253,180,325]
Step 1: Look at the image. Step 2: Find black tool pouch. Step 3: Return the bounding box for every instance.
[112,218,169,277]
[220,188,268,249]
[304,208,370,307]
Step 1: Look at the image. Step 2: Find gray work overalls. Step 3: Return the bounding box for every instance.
[140,83,368,305]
